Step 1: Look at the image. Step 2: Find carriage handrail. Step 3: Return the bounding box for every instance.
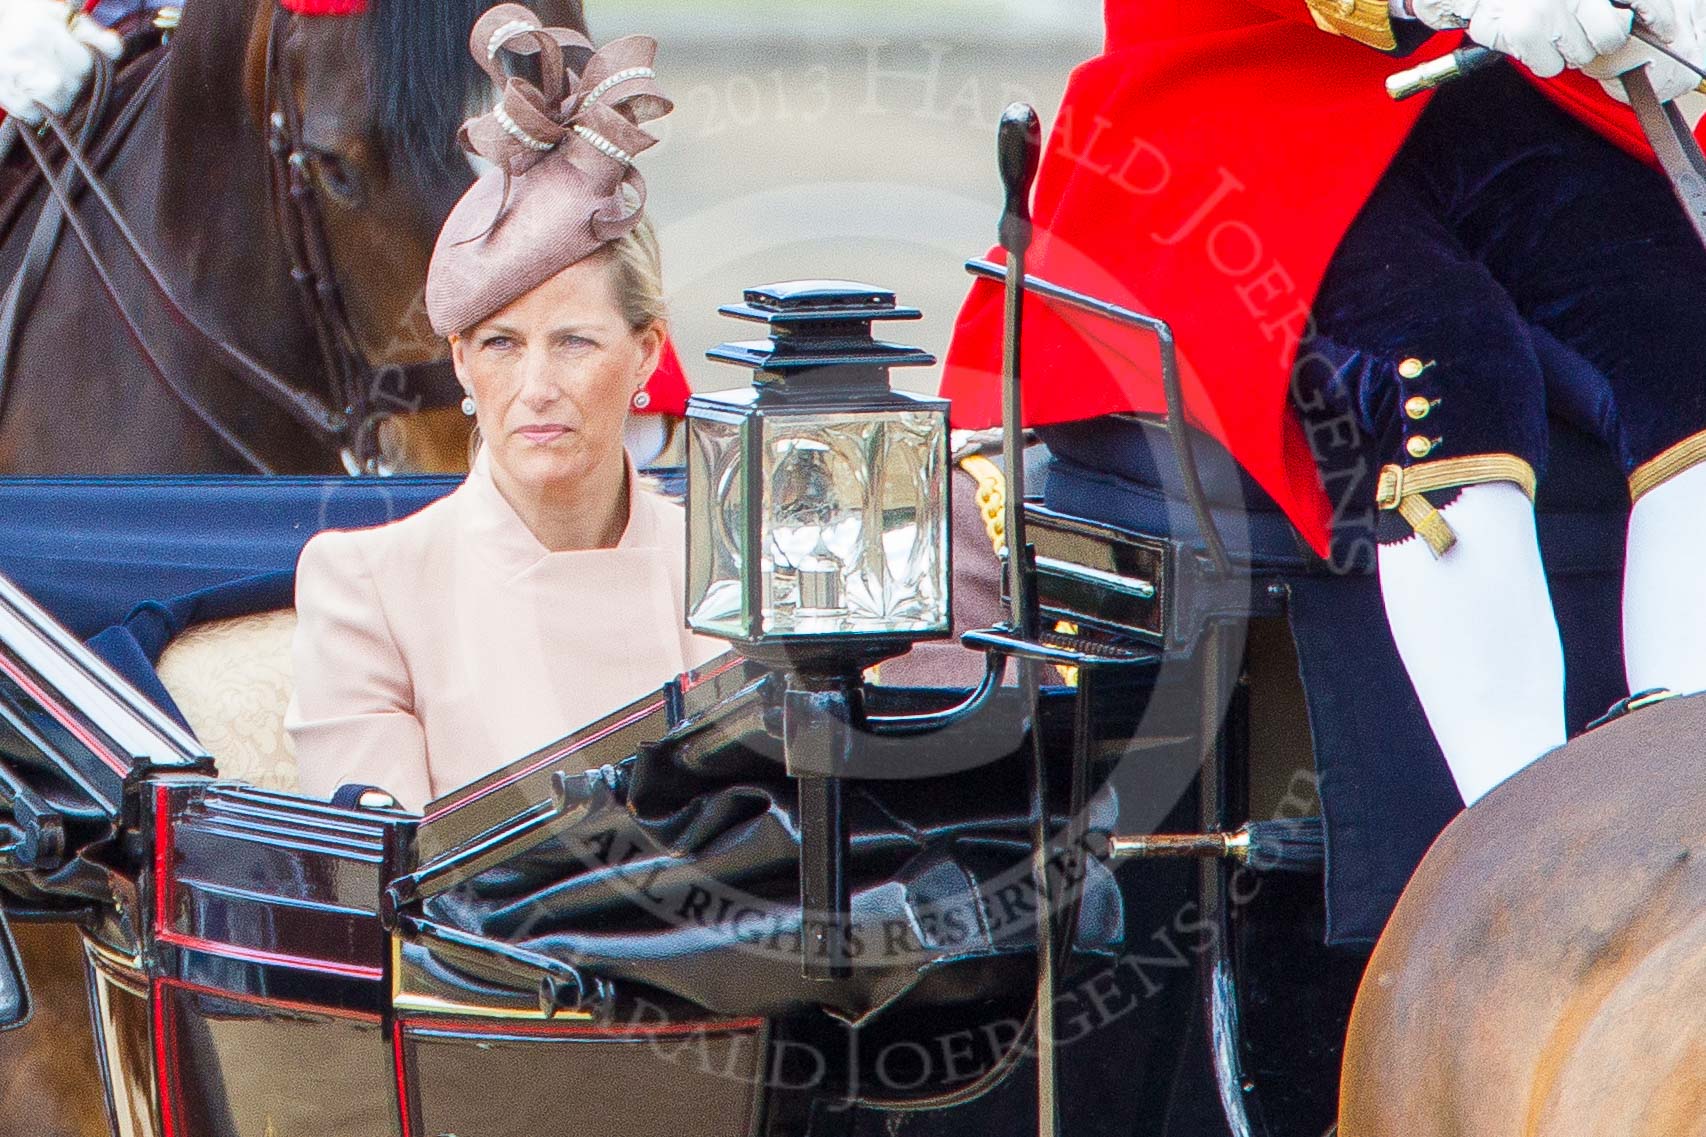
[965,258,1236,578]
[0,572,207,774]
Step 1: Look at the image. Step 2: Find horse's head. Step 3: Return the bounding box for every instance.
[240,0,588,369]
[141,0,592,471]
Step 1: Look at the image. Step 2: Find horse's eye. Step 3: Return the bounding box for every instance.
[311,150,362,206]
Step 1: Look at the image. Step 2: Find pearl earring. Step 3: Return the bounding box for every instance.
[460,394,476,417]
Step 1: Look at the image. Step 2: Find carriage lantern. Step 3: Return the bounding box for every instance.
[687,281,950,981]
[685,281,951,669]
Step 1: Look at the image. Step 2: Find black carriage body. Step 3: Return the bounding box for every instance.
[147,781,770,1137]
[146,782,398,1137]
[0,574,776,1137]
[0,459,1366,1137]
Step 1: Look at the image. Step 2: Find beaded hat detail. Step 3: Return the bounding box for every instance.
[425,4,672,336]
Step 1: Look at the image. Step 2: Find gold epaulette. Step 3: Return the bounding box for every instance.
[1303,0,1398,50]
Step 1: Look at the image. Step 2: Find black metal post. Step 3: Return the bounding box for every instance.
[783,676,859,981]
[995,101,1062,1137]
[1198,623,1257,1136]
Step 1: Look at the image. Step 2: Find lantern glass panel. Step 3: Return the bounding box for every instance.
[686,414,752,639]
[759,408,948,638]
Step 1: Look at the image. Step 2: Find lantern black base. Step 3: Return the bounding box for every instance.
[731,637,921,685]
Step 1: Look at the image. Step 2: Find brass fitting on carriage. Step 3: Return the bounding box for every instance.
[1375,454,1537,556]
[1103,817,1326,873]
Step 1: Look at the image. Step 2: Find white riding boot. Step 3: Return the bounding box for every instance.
[1377,481,1567,806]
[1624,459,1706,697]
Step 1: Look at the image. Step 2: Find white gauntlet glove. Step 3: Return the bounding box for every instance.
[0,0,122,126]
[1583,0,1706,102]
[1406,0,1634,76]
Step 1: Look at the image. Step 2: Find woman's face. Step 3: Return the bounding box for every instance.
[450,254,663,497]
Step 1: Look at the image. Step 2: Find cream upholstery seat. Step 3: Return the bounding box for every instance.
[155,609,300,794]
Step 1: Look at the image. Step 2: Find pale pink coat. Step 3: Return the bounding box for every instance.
[284,448,727,812]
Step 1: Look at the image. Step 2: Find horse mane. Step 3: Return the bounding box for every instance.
[365,1,591,183]
[363,0,501,182]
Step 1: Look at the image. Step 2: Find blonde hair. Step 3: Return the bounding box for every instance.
[604,211,667,333]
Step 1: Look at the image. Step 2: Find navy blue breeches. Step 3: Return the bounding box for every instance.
[1294,62,1706,517]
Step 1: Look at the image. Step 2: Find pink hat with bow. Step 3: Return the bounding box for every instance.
[425,4,673,337]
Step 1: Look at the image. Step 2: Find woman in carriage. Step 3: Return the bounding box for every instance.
[284,8,726,811]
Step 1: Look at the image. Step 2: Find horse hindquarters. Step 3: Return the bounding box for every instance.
[1340,692,1706,1136]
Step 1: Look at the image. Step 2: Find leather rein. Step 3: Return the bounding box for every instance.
[0,6,461,474]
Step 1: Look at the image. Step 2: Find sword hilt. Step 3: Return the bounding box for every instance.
[1387,30,1706,101]
[1385,43,1500,99]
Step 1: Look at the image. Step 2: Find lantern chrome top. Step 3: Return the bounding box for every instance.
[705,280,936,391]
[718,280,920,324]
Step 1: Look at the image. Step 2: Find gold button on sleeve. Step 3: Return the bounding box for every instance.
[1404,396,1433,420]
[1406,435,1437,459]
[1398,357,1426,379]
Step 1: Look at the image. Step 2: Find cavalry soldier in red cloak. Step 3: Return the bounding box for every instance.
[944,0,1706,806]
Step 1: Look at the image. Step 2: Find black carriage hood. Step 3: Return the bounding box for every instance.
[396,661,1123,1027]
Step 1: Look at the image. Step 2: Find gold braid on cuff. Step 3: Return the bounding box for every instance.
[1629,429,1706,503]
[1302,0,1398,50]
[1375,455,1538,558]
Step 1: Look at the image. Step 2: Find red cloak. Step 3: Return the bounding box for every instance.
[639,337,691,417]
[939,0,1695,555]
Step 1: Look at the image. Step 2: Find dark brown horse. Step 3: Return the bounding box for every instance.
[0,6,584,1134]
[0,0,584,475]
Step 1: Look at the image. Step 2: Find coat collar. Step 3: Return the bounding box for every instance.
[458,444,662,572]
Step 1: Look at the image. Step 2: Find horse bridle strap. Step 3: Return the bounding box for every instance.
[31,105,346,437]
[5,11,462,472]
[0,46,120,431]
[4,48,303,472]
[6,41,345,470]
[265,4,374,465]
[16,115,284,472]
[263,4,464,472]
